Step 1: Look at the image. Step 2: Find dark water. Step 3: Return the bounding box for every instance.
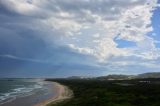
[0,78,51,105]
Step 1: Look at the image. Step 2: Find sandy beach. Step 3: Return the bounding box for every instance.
[0,81,73,106]
[34,82,73,106]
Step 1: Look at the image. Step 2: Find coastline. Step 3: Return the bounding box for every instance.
[34,82,73,106]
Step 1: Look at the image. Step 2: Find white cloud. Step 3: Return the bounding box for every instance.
[0,0,159,62]
[0,0,41,15]
[93,33,100,38]
[68,44,94,55]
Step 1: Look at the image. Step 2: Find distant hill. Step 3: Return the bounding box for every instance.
[68,76,91,79]
[67,72,160,80]
[97,72,160,80]
[137,72,160,79]
[97,75,135,80]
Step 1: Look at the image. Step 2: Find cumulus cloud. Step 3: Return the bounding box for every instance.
[0,0,160,75]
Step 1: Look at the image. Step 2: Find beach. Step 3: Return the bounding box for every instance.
[34,82,73,106]
[0,81,72,106]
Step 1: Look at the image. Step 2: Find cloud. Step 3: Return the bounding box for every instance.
[0,54,45,63]
[0,0,160,77]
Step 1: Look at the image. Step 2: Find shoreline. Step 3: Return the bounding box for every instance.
[34,82,73,106]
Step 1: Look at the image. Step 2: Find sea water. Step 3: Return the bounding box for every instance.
[0,78,45,105]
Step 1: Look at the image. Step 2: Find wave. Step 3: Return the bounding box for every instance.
[0,80,45,105]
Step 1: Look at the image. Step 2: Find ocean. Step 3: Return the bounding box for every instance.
[0,78,56,106]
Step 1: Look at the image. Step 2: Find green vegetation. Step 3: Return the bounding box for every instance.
[47,78,160,106]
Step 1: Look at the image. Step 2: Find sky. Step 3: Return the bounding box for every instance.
[0,0,160,78]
